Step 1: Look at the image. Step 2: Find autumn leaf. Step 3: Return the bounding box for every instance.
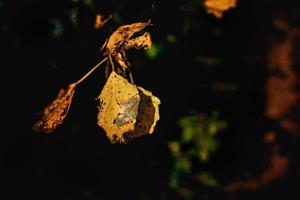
[204,0,236,18]
[105,20,152,54]
[94,14,112,30]
[33,58,108,134]
[96,21,160,143]
[124,32,152,50]
[111,31,152,72]
[33,84,76,133]
[97,71,140,143]
[103,20,152,73]
[130,87,160,139]
[96,72,161,143]
[33,20,160,143]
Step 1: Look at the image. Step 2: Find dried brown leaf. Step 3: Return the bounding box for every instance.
[124,32,152,50]
[115,52,129,72]
[33,84,75,133]
[106,20,151,54]
[94,14,112,30]
[97,71,140,143]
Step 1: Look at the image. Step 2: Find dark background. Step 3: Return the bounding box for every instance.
[1,0,300,199]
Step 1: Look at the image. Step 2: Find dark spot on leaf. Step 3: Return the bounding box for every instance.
[112,134,118,142]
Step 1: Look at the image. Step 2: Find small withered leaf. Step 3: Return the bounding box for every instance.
[94,14,112,30]
[115,52,129,71]
[106,20,151,53]
[33,84,75,133]
[97,71,140,143]
[204,0,236,18]
[124,32,152,50]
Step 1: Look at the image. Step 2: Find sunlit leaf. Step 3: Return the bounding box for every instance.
[33,84,76,133]
[124,32,152,50]
[204,0,236,18]
[97,71,140,143]
[106,20,151,54]
[94,14,112,30]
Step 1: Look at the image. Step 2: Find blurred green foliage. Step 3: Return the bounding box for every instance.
[166,34,176,44]
[146,43,163,59]
[197,172,219,187]
[50,18,64,38]
[68,8,79,27]
[168,111,226,199]
[83,0,95,9]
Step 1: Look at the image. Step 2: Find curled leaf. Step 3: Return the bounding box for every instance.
[97,71,140,143]
[97,72,161,143]
[115,52,130,71]
[33,84,75,133]
[204,0,236,18]
[124,32,152,50]
[130,87,160,138]
[106,20,151,54]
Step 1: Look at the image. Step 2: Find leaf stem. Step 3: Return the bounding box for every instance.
[74,57,108,86]
[108,54,115,72]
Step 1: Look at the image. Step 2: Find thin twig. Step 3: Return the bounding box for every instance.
[127,68,134,84]
[108,54,115,71]
[74,57,108,86]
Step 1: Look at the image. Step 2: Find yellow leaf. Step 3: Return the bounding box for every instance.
[97,71,140,143]
[130,87,160,138]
